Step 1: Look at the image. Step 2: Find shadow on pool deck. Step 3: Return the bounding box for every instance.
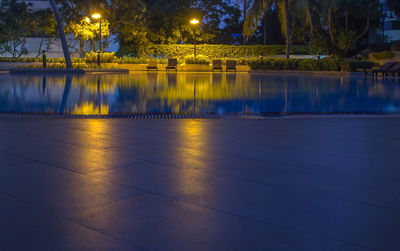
[0,117,400,250]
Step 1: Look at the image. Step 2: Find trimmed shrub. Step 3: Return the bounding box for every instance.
[371,50,395,60]
[0,57,41,62]
[114,57,168,64]
[247,58,375,72]
[85,51,118,63]
[17,62,98,69]
[148,44,310,58]
[184,54,210,64]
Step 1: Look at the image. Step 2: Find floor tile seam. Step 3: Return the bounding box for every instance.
[315,149,376,162]
[288,188,400,212]
[238,140,310,150]
[95,189,374,250]
[5,151,88,176]
[336,242,378,251]
[389,194,400,207]
[9,141,395,194]
[107,138,236,153]
[4,152,151,196]
[134,158,283,190]
[0,190,148,250]
[4,150,399,213]
[89,176,400,249]
[69,192,148,220]
[201,171,400,209]
[234,152,400,185]
[132,126,184,135]
[284,162,400,185]
[288,163,400,187]
[134,154,400,194]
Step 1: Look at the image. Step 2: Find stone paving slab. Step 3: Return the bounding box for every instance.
[0,117,399,250]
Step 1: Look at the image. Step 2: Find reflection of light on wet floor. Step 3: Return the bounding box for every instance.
[75,120,116,173]
[177,120,209,196]
[66,120,118,216]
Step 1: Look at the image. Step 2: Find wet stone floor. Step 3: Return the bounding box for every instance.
[0,117,400,250]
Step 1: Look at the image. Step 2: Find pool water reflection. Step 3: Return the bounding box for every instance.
[0,72,399,115]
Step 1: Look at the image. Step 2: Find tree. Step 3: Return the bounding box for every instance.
[68,17,110,57]
[109,0,147,56]
[242,0,248,45]
[312,0,381,56]
[387,0,400,18]
[0,0,32,57]
[31,9,58,57]
[49,0,72,68]
[68,17,95,57]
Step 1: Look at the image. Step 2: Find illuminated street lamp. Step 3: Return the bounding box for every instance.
[190,18,200,59]
[92,13,102,66]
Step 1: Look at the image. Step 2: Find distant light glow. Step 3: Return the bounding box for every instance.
[92,13,101,19]
[190,18,200,25]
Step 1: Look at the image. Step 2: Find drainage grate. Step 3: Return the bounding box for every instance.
[0,113,267,120]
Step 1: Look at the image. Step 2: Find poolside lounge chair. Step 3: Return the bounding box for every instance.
[371,62,397,77]
[386,62,400,78]
[226,60,237,72]
[147,61,158,71]
[212,60,223,71]
[166,58,178,71]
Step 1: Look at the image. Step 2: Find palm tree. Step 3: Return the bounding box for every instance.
[242,0,248,45]
[49,0,72,68]
[243,0,312,59]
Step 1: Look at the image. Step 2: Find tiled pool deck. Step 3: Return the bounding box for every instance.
[1,117,400,250]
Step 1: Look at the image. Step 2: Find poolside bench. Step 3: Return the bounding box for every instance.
[166,58,178,71]
[226,60,237,72]
[371,62,397,77]
[212,60,223,71]
[386,63,400,78]
[147,61,158,71]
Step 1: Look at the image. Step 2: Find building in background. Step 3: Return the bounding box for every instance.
[381,0,400,43]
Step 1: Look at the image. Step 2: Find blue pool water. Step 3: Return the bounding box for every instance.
[0,72,399,115]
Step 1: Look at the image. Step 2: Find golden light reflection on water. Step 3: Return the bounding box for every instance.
[73,102,109,115]
[1,73,400,114]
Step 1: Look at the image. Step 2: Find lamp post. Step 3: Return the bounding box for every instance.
[92,13,102,67]
[190,18,200,59]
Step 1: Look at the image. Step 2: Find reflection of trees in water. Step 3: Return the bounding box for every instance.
[0,73,400,114]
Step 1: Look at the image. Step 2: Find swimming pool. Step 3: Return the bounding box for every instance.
[0,72,399,115]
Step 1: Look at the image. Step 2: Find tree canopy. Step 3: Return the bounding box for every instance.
[0,0,394,59]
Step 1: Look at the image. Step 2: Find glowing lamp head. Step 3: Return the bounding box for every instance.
[190,18,199,25]
[92,13,101,19]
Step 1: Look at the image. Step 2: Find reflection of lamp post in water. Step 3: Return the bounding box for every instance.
[190,18,200,59]
[92,13,102,67]
[97,75,101,115]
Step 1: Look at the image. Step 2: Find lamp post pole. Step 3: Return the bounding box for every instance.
[92,13,102,67]
[190,18,200,60]
[194,29,197,59]
[98,19,102,67]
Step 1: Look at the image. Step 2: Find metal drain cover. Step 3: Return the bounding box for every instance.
[0,113,267,120]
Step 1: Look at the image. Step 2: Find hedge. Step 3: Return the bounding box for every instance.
[371,50,395,60]
[148,44,310,58]
[247,58,375,72]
